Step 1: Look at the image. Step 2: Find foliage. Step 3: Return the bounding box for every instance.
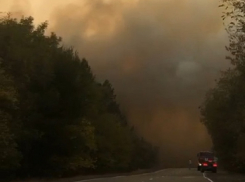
[0,16,158,179]
[0,64,21,176]
[200,0,245,173]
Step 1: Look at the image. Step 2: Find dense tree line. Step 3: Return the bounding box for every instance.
[200,0,245,173]
[0,16,158,180]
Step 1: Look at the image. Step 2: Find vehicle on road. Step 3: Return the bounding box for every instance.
[197,151,217,173]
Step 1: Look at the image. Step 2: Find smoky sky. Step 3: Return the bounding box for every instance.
[1,0,230,164]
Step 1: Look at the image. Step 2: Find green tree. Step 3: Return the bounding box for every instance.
[200,0,245,173]
[0,16,97,176]
[0,15,158,178]
[93,113,133,171]
[0,63,21,176]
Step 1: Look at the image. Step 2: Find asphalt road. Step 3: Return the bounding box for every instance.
[205,170,245,182]
[75,168,245,182]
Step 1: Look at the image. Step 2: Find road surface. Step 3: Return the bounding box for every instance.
[74,168,245,182]
[205,170,245,182]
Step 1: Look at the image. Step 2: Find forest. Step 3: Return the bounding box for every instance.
[200,0,245,173]
[0,15,158,180]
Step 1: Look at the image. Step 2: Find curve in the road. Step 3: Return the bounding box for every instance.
[203,173,214,182]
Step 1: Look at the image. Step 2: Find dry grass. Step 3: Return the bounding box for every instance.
[11,169,155,182]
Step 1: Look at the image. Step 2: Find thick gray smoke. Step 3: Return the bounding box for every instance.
[1,0,230,165]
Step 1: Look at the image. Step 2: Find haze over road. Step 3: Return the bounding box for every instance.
[0,0,231,162]
[74,168,245,182]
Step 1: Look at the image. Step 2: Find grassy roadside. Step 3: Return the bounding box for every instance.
[11,168,163,182]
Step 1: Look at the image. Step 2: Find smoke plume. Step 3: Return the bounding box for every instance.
[1,0,230,165]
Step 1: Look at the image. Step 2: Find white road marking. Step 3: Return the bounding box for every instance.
[203,172,213,182]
